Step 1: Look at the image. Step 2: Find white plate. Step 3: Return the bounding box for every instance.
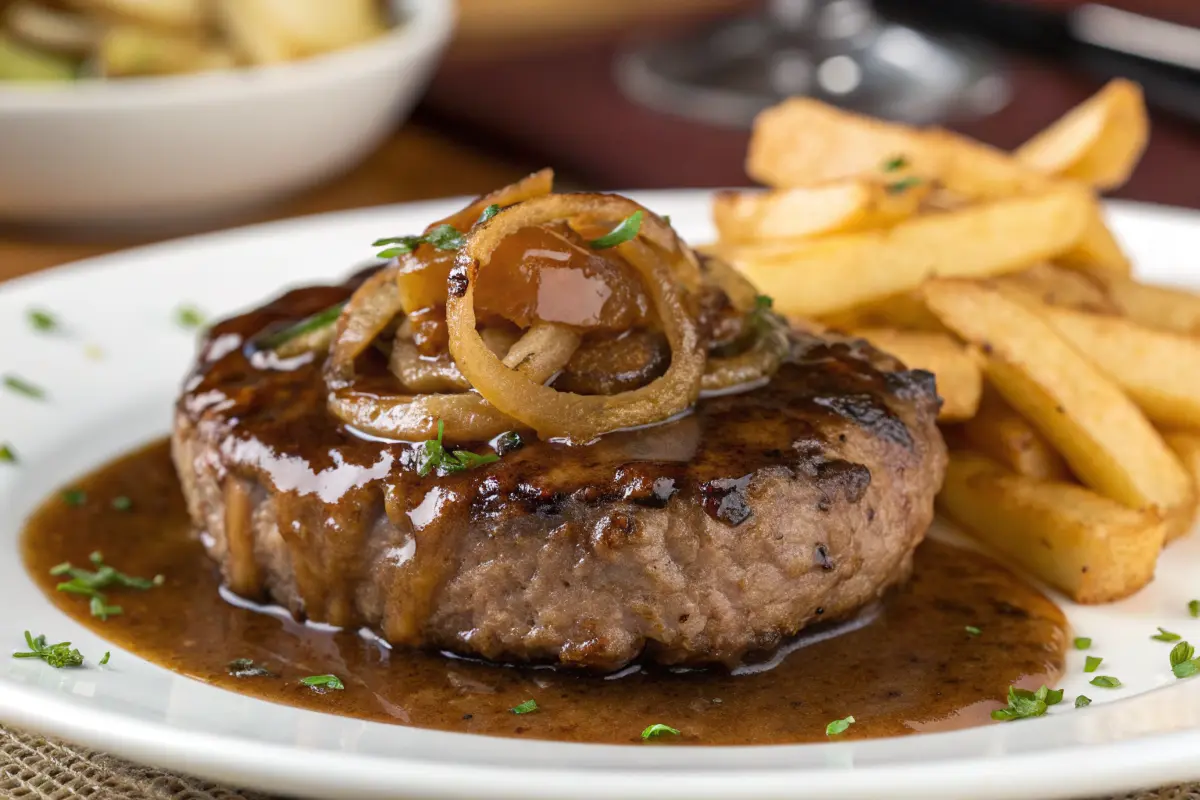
[2,192,1200,800]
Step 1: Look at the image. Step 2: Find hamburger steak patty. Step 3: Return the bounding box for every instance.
[173,279,947,671]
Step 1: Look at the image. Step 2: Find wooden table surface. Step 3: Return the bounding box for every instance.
[0,126,528,283]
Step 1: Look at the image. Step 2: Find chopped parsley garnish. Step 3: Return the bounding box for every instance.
[111,496,133,511]
[256,303,345,351]
[175,305,206,329]
[1191,600,1200,618]
[750,294,778,334]
[1084,655,1103,673]
[1089,676,1121,688]
[589,210,644,250]
[990,685,1062,721]
[478,203,501,224]
[825,716,855,736]
[1074,637,1092,650]
[882,155,908,172]
[641,723,680,740]
[61,489,86,507]
[28,309,58,332]
[100,651,110,665]
[89,595,122,620]
[884,176,922,195]
[510,699,538,715]
[0,444,15,464]
[228,658,273,678]
[1075,695,1091,708]
[965,626,981,637]
[12,631,83,668]
[4,374,45,400]
[1171,642,1200,678]
[50,553,159,620]
[492,430,524,457]
[1152,627,1181,642]
[661,214,672,225]
[414,420,500,478]
[374,218,476,259]
[301,674,344,691]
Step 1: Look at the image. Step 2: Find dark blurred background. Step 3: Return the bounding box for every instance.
[427,0,1199,208]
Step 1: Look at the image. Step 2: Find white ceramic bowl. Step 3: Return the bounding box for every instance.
[0,0,453,229]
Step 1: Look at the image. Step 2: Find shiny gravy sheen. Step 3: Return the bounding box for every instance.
[21,439,1066,745]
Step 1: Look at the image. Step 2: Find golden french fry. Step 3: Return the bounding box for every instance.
[956,389,1071,481]
[851,328,981,422]
[712,178,927,244]
[216,0,386,64]
[1015,79,1148,191]
[922,279,1193,518]
[990,262,1116,314]
[746,96,1133,276]
[726,187,1090,317]
[1098,276,1200,336]
[1037,305,1200,430]
[1161,432,1200,543]
[817,292,946,333]
[938,452,1165,603]
[746,98,1042,197]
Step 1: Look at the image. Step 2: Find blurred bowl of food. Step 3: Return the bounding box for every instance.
[0,0,453,230]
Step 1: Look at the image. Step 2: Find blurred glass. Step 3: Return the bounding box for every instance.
[616,0,1011,128]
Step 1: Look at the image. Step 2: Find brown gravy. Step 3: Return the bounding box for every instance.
[21,439,1067,745]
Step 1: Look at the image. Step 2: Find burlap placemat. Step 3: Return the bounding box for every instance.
[1,722,1194,800]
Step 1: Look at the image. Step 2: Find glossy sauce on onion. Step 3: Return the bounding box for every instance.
[21,439,1067,745]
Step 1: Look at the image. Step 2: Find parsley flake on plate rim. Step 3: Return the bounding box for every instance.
[301,674,344,691]
[641,723,680,740]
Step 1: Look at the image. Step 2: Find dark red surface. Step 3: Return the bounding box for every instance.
[422,34,1200,208]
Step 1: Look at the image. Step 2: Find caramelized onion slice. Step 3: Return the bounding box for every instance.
[433,168,555,233]
[702,312,791,394]
[326,266,403,389]
[502,322,581,382]
[389,340,471,393]
[447,194,705,442]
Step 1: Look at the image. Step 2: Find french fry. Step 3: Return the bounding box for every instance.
[1037,305,1200,430]
[64,0,208,30]
[712,178,927,244]
[1015,79,1149,191]
[817,292,946,333]
[1162,432,1200,542]
[100,25,235,76]
[922,280,1193,518]
[1099,276,1200,336]
[746,93,1133,276]
[938,452,1166,603]
[725,186,1090,317]
[956,389,1071,481]
[989,262,1116,314]
[851,328,981,421]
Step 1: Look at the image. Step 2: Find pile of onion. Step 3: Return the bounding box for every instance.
[286,170,788,444]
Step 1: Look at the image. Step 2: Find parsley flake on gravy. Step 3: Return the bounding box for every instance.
[228,658,274,678]
[589,210,643,250]
[510,699,538,715]
[301,674,344,691]
[414,420,500,477]
[642,723,681,740]
[12,631,83,669]
[965,625,981,637]
[825,716,856,736]
[61,489,86,506]
[50,553,160,620]
[991,685,1062,722]
[111,496,133,511]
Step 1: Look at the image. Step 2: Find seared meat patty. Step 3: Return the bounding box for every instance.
[173,281,947,671]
